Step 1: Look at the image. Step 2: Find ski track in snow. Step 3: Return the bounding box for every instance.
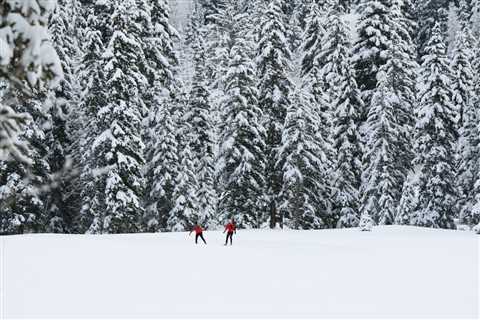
[2,226,479,318]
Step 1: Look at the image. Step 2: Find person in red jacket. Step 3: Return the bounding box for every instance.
[189,224,207,245]
[224,219,236,245]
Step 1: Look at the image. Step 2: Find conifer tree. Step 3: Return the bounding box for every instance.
[168,136,200,231]
[352,0,392,113]
[471,0,480,38]
[326,8,364,228]
[0,0,62,234]
[218,14,266,228]
[185,25,217,228]
[301,1,332,162]
[416,1,449,57]
[452,28,475,224]
[144,90,180,232]
[143,0,180,232]
[451,29,474,130]
[44,0,82,232]
[458,31,480,227]
[360,69,404,225]
[80,0,147,233]
[386,0,418,177]
[257,0,293,228]
[77,9,108,233]
[300,2,325,82]
[0,92,51,234]
[411,24,457,229]
[0,0,62,163]
[396,178,419,225]
[279,87,332,229]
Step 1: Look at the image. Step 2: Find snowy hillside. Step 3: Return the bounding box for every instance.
[2,227,478,318]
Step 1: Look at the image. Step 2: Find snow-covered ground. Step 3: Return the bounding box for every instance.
[1,227,479,318]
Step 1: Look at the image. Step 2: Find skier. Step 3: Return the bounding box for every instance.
[224,219,237,246]
[189,224,207,245]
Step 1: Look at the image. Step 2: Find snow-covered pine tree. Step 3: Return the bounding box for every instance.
[44,0,82,233]
[139,0,178,105]
[168,140,200,232]
[396,177,419,225]
[257,0,293,229]
[360,68,404,225]
[352,0,391,116]
[279,87,332,229]
[471,0,480,38]
[184,25,217,229]
[144,89,181,232]
[0,91,51,234]
[0,0,62,234]
[77,8,108,233]
[143,0,181,232]
[199,0,228,25]
[457,0,473,31]
[201,0,230,91]
[451,29,475,130]
[0,0,62,163]
[359,210,373,231]
[300,0,334,189]
[299,1,325,70]
[416,0,449,58]
[457,31,480,228]
[301,0,331,141]
[218,10,266,229]
[326,7,364,228]
[411,23,457,229]
[80,0,147,234]
[385,0,418,180]
[399,0,417,43]
[452,27,475,226]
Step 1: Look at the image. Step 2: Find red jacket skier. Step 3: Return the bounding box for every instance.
[189,224,207,245]
[224,219,237,245]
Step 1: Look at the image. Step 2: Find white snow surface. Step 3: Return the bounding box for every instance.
[1,226,479,318]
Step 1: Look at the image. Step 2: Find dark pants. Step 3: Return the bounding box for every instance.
[195,233,207,244]
[225,232,234,245]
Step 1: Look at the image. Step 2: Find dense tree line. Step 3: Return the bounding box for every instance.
[1,0,480,234]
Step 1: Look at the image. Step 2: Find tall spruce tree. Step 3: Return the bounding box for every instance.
[168,107,200,231]
[471,0,480,38]
[144,89,181,232]
[185,25,217,229]
[358,0,417,226]
[143,0,180,232]
[411,24,457,229]
[451,29,475,130]
[352,0,391,116]
[360,68,404,225]
[0,0,62,234]
[386,0,418,179]
[44,0,81,233]
[279,87,332,229]
[0,0,62,163]
[218,12,266,228]
[325,7,364,228]
[168,145,200,231]
[256,0,293,228]
[77,8,108,233]
[416,0,449,57]
[452,28,475,223]
[457,29,480,227]
[0,92,51,234]
[80,0,147,233]
[301,1,333,166]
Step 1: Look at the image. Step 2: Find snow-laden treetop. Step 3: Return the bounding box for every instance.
[0,0,63,91]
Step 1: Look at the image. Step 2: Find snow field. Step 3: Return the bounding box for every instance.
[2,226,479,318]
